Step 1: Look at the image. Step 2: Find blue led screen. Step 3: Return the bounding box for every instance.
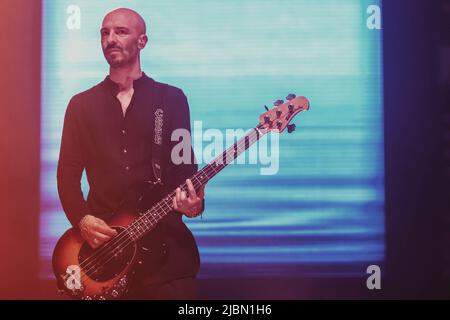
[40,0,384,279]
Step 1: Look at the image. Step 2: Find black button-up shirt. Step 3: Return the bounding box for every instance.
[57,73,198,227]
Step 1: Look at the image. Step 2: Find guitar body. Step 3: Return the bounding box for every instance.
[52,211,140,299]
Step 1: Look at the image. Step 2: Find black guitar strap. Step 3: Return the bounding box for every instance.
[151,82,169,185]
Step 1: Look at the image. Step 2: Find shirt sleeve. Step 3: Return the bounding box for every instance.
[163,88,205,214]
[57,96,89,227]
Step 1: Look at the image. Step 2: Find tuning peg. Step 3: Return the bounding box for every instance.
[264,116,270,123]
[287,124,296,133]
[273,99,284,106]
[264,105,269,111]
[286,93,296,101]
[276,110,282,118]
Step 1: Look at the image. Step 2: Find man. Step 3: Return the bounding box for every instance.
[57,8,204,299]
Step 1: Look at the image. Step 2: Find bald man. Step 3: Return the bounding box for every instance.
[57,8,204,299]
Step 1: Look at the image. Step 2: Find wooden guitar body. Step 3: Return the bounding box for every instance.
[52,211,140,299]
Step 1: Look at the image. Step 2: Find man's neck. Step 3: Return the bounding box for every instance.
[109,60,143,91]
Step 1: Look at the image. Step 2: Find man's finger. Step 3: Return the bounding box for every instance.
[89,241,99,249]
[92,232,111,243]
[95,223,117,237]
[186,179,197,199]
[173,196,178,210]
[89,232,111,249]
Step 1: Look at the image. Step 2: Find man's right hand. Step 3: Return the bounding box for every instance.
[78,214,118,249]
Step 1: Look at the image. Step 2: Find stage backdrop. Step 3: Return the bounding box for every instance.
[40,0,384,279]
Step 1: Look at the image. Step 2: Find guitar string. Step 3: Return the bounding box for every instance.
[75,128,264,284]
[76,172,207,278]
[76,127,260,274]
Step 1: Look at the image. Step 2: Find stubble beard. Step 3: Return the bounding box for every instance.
[105,47,139,69]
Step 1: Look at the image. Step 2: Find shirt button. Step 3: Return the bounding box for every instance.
[123,149,128,154]
[125,166,130,171]
[122,129,126,134]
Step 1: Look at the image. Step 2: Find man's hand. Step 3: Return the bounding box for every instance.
[173,179,205,218]
[78,214,118,249]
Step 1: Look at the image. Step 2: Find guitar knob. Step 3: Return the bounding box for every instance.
[287,124,296,133]
[119,276,128,286]
[288,104,294,113]
[273,99,283,106]
[286,93,296,101]
[277,121,282,129]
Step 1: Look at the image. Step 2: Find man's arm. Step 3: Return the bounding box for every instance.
[163,88,205,216]
[57,96,117,248]
[57,96,89,227]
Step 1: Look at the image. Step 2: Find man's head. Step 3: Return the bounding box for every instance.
[101,8,148,68]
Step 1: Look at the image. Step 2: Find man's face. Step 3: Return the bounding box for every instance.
[100,12,144,68]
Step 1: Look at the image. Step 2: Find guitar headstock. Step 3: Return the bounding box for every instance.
[258,94,310,133]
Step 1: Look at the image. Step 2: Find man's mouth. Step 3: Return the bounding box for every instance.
[107,48,121,53]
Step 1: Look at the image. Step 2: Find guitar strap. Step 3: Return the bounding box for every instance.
[150,82,169,185]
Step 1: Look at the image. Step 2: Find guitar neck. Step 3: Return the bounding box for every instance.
[125,125,268,241]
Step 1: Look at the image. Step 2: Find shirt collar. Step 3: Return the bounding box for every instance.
[103,72,149,95]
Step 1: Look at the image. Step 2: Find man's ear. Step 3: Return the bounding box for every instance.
[138,34,148,49]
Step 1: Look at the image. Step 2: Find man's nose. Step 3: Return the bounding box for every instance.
[107,31,117,45]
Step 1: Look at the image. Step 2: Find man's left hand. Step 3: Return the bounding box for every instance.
[173,179,205,218]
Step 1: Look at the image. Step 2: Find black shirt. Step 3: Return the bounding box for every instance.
[57,73,200,282]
